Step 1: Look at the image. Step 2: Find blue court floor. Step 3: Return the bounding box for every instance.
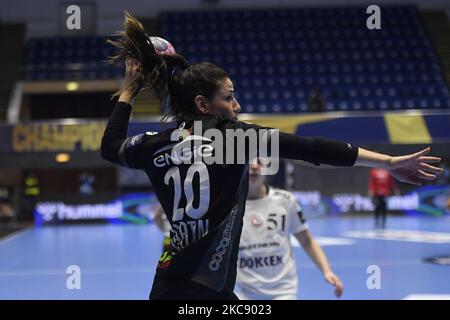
[0,216,449,300]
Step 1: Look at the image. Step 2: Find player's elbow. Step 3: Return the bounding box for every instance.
[100,136,108,159]
[300,238,312,249]
[296,231,313,248]
[100,135,114,163]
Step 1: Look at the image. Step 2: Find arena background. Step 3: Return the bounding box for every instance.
[0,0,449,300]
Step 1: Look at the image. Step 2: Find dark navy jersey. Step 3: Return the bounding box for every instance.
[101,101,358,293]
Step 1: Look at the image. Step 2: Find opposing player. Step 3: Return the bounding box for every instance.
[236,161,343,300]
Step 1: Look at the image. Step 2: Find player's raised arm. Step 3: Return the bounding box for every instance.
[100,12,184,167]
[100,57,142,166]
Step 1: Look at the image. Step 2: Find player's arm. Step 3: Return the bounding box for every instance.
[355,147,442,186]
[230,121,360,167]
[279,132,442,184]
[232,121,443,185]
[295,229,344,298]
[101,58,142,167]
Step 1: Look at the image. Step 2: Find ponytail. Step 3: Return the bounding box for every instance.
[108,12,230,123]
[108,11,190,101]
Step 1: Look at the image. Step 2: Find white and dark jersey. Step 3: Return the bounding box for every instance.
[101,102,358,295]
[236,187,307,299]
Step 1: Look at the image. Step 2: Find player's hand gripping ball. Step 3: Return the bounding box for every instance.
[148,36,176,55]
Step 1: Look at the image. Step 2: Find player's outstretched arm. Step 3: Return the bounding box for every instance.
[274,129,443,186]
[355,147,443,186]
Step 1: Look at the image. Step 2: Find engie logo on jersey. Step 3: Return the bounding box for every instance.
[153,120,280,175]
[153,136,214,168]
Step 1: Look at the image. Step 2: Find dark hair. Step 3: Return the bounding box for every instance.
[108,11,230,123]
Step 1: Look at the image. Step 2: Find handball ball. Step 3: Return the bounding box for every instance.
[149,36,176,55]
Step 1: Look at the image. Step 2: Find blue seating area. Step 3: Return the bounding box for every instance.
[23,6,450,112]
[24,36,121,80]
[160,6,450,112]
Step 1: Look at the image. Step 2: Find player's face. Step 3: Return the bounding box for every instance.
[249,162,265,186]
[208,78,241,121]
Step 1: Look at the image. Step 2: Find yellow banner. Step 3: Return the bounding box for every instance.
[384,114,432,144]
[12,123,106,152]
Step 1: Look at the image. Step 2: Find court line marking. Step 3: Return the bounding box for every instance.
[291,236,355,247]
[343,229,450,243]
[0,228,33,247]
[0,259,428,277]
[0,267,153,277]
[403,294,450,300]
